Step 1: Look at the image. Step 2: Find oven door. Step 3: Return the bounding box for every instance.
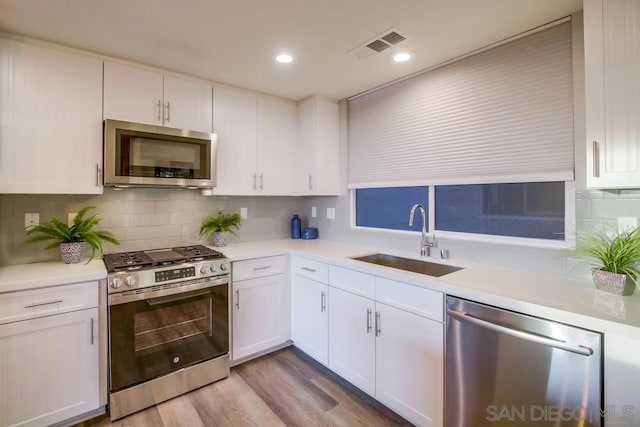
[109,283,228,392]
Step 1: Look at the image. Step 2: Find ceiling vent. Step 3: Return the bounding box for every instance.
[351,29,409,59]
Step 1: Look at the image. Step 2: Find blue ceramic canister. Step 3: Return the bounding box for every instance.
[291,214,302,239]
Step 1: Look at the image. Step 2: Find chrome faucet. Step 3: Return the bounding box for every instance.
[408,203,433,257]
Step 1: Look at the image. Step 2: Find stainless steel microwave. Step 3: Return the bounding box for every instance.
[104,119,217,189]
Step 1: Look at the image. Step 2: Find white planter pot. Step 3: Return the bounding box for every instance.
[212,231,227,247]
[592,269,636,296]
[59,241,86,264]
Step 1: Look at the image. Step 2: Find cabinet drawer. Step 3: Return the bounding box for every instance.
[375,277,443,322]
[329,266,375,299]
[233,256,287,281]
[292,257,328,283]
[0,281,99,325]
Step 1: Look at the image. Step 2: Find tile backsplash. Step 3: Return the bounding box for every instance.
[0,189,305,266]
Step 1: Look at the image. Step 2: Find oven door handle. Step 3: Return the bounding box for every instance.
[108,277,228,306]
[146,289,212,306]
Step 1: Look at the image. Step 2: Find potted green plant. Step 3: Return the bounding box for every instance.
[199,211,242,247]
[575,227,640,295]
[23,206,119,264]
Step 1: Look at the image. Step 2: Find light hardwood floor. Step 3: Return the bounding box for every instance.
[80,347,412,427]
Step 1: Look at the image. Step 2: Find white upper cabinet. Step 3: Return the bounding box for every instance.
[585,0,640,188]
[213,86,258,195]
[257,96,299,195]
[298,96,340,195]
[104,61,212,133]
[213,86,299,195]
[0,38,103,194]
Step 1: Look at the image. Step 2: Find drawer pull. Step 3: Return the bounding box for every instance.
[301,267,317,273]
[90,317,95,345]
[321,291,326,312]
[24,299,63,309]
[253,266,271,271]
[366,308,372,333]
[375,311,381,336]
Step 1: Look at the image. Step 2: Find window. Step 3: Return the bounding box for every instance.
[353,182,567,242]
[355,186,428,231]
[435,182,565,240]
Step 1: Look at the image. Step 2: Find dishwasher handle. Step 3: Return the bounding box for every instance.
[447,309,593,357]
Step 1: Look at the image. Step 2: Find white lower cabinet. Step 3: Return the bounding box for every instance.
[375,303,443,427]
[325,265,444,427]
[0,307,99,427]
[231,256,290,362]
[291,275,329,366]
[328,287,376,395]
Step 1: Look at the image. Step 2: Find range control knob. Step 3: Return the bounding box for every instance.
[209,264,217,273]
[200,265,208,275]
[110,278,123,289]
[125,275,136,287]
[220,263,228,271]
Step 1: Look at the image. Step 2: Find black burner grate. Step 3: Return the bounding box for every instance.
[173,245,224,260]
[103,251,154,272]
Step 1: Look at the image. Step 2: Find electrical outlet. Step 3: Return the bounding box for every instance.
[326,207,335,220]
[618,217,638,234]
[68,213,77,227]
[240,207,248,219]
[311,206,317,218]
[24,213,39,229]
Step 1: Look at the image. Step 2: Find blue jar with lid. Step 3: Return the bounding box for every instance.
[291,214,302,239]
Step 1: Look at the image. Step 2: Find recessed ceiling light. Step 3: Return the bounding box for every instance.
[393,52,412,63]
[275,53,294,64]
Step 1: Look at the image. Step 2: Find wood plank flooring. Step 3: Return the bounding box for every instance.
[79,347,412,427]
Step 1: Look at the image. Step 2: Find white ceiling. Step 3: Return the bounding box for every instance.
[0,0,582,101]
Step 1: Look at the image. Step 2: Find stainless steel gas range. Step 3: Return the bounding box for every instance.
[104,245,230,420]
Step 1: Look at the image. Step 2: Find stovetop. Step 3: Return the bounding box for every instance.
[103,245,224,272]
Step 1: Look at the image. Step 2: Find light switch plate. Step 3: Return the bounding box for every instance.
[24,213,39,229]
[326,207,335,220]
[311,206,317,218]
[240,207,248,219]
[618,216,638,234]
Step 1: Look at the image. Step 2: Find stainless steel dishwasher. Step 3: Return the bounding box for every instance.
[446,296,602,427]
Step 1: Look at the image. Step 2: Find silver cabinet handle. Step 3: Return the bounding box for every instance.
[301,267,316,273]
[259,173,264,190]
[253,266,271,271]
[308,174,313,191]
[253,173,257,190]
[209,298,213,337]
[321,291,326,312]
[366,308,372,333]
[592,140,600,177]
[24,299,63,309]
[447,309,593,356]
[156,100,162,122]
[235,289,240,309]
[90,317,95,345]
[165,101,171,123]
[95,163,101,187]
[375,311,381,336]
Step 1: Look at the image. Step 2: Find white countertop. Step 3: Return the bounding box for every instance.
[2,239,639,338]
[0,259,107,293]
[219,239,640,338]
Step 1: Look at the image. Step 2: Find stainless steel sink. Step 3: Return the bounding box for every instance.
[351,253,463,277]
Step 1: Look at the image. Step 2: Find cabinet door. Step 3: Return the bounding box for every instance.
[328,287,375,396]
[291,275,328,366]
[103,61,164,126]
[164,74,212,133]
[297,96,340,195]
[212,86,258,195]
[257,96,299,195]
[0,39,103,194]
[585,0,640,188]
[0,308,99,427]
[375,303,443,427]
[232,274,290,361]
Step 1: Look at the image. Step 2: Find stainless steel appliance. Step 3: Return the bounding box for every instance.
[446,296,602,427]
[105,245,229,420]
[104,119,217,189]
